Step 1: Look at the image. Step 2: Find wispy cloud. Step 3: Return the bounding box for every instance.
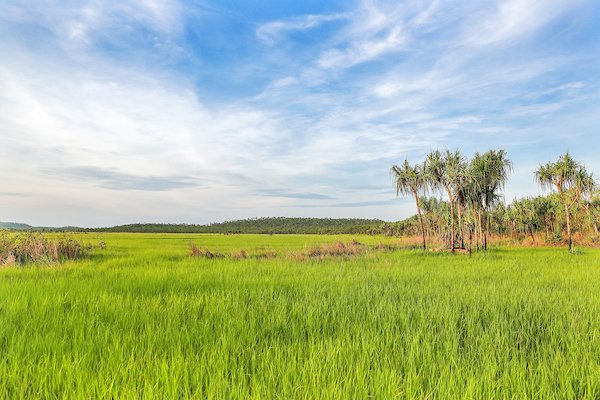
[296,199,398,208]
[256,13,348,45]
[463,0,581,47]
[0,192,28,197]
[256,189,334,200]
[4,0,184,44]
[46,166,200,191]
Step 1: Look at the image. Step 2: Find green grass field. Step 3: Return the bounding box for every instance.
[1,233,599,398]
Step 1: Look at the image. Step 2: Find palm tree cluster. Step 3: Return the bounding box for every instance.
[391,149,512,253]
[534,152,596,252]
[392,150,598,253]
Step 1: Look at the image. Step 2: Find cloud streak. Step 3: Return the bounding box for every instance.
[256,189,334,200]
[295,199,398,208]
[256,13,348,45]
[46,166,200,191]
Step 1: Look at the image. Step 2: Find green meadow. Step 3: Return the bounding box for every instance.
[1,233,599,398]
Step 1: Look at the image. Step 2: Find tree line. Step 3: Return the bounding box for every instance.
[391,151,597,253]
[84,217,385,234]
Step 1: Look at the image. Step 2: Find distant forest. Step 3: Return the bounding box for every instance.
[1,217,420,235]
[83,217,384,234]
[83,217,388,235]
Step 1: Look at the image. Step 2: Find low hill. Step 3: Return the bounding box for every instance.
[89,217,386,234]
[0,222,33,229]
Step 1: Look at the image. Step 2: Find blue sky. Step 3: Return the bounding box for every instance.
[1,0,599,227]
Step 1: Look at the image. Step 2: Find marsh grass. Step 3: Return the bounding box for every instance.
[0,233,599,398]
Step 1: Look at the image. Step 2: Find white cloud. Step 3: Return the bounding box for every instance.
[317,26,406,70]
[256,13,348,45]
[463,0,581,47]
[0,0,183,49]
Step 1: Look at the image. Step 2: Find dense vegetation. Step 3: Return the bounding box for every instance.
[392,151,598,252]
[372,192,599,245]
[0,218,386,234]
[1,234,599,398]
[84,217,385,234]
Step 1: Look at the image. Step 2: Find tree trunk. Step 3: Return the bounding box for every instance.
[484,213,488,251]
[447,189,455,253]
[529,228,535,243]
[565,203,572,252]
[457,203,464,249]
[473,207,479,250]
[558,188,573,252]
[414,192,426,253]
[469,226,473,256]
[478,211,484,251]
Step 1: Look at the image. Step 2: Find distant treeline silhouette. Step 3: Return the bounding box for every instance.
[85,217,386,234]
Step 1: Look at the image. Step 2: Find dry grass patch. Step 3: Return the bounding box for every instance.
[189,244,225,259]
[189,239,405,261]
[0,231,95,266]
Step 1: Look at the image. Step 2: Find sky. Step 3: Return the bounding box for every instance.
[1,0,599,227]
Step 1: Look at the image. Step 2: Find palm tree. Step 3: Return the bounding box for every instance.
[468,150,512,250]
[391,160,428,252]
[483,150,512,249]
[455,171,471,249]
[535,152,594,252]
[463,162,482,251]
[425,150,466,252]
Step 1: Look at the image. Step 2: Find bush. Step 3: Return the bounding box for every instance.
[189,244,224,259]
[231,249,248,259]
[0,231,95,266]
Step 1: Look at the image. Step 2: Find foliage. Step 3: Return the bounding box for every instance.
[391,160,428,251]
[392,149,513,251]
[535,152,596,251]
[392,150,599,251]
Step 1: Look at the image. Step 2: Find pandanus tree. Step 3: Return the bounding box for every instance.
[464,160,486,251]
[425,150,466,252]
[391,160,428,252]
[468,150,512,250]
[536,152,595,252]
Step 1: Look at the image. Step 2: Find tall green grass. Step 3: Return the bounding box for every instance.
[0,234,599,398]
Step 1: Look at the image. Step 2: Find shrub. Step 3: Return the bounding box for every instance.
[189,244,224,259]
[231,249,248,259]
[0,231,95,266]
